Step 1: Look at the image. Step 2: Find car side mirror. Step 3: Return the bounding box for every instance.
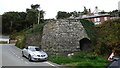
[112,56,120,61]
[26,47,28,49]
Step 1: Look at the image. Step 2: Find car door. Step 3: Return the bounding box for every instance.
[24,47,29,57]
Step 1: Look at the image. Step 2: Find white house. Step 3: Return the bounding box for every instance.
[0,36,10,44]
[82,7,111,25]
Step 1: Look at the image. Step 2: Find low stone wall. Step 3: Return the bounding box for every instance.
[41,19,89,55]
[10,40,17,44]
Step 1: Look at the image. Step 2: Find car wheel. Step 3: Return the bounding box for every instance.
[22,51,25,57]
[28,55,32,61]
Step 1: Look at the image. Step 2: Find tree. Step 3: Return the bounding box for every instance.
[56,11,82,19]
[26,8,38,25]
[109,10,119,17]
[31,4,40,10]
[26,4,45,25]
[70,11,80,17]
[2,4,45,34]
[83,6,88,15]
[56,11,71,19]
[2,12,27,34]
[95,19,120,55]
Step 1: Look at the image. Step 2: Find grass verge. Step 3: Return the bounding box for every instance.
[48,52,110,68]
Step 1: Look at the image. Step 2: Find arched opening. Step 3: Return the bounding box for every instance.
[79,38,92,51]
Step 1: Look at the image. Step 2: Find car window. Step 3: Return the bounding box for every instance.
[29,48,36,51]
[26,47,28,49]
[35,48,41,51]
[29,47,41,51]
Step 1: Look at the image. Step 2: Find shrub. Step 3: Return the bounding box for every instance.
[95,19,120,56]
[15,35,26,49]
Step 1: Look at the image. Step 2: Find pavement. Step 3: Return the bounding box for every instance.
[0,44,61,68]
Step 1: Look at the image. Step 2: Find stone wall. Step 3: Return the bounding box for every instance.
[25,33,42,47]
[41,19,89,55]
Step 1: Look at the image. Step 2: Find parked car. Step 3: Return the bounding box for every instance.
[22,46,48,61]
[106,59,120,68]
[106,55,120,68]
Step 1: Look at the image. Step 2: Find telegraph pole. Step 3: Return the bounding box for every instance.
[10,21,13,33]
[38,7,40,24]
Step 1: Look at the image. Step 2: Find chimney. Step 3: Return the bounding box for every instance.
[93,6,100,14]
[87,9,92,16]
[95,6,98,10]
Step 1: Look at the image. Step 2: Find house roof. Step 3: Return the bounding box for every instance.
[67,13,111,20]
[0,36,10,39]
[82,14,111,19]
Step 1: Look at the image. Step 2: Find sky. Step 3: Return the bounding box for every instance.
[0,0,120,19]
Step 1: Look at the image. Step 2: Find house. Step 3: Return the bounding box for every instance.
[82,7,111,25]
[0,36,10,44]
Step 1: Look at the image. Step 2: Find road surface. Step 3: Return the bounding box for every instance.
[0,44,60,68]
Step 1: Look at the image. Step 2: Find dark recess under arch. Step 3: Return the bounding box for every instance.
[79,38,92,50]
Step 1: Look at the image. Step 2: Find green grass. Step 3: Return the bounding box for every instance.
[48,52,110,68]
[0,41,8,44]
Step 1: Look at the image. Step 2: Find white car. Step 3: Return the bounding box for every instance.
[22,46,48,61]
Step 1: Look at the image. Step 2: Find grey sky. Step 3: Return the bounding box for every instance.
[0,0,119,19]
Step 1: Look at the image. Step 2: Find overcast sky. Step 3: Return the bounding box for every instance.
[0,0,120,19]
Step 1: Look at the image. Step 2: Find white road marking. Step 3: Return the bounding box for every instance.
[44,62,59,68]
[11,51,15,55]
[10,50,21,60]
[15,55,18,57]
[21,59,23,61]
[18,56,20,59]
[13,52,15,55]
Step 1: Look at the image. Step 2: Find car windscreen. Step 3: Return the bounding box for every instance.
[29,48,36,51]
[29,47,41,51]
[35,48,41,51]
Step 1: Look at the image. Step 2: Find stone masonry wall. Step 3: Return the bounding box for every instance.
[41,19,89,55]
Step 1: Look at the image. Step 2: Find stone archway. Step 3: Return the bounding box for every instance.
[79,38,92,50]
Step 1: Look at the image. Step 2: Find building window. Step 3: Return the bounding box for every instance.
[94,18,101,25]
[104,17,107,21]
[94,18,100,22]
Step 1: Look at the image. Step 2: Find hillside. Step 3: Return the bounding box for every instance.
[13,23,45,48]
[13,19,118,67]
[15,18,120,55]
[14,19,96,50]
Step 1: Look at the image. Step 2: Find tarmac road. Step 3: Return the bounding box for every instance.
[0,44,60,68]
